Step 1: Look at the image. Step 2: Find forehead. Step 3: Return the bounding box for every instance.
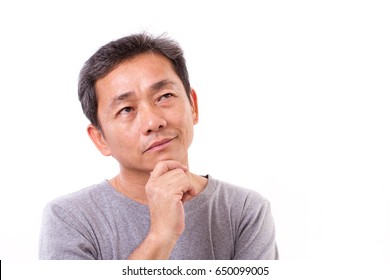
[95,52,183,106]
[98,53,178,88]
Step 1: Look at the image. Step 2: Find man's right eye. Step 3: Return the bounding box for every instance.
[119,107,134,115]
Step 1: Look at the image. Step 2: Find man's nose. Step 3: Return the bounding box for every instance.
[139,106,167,134]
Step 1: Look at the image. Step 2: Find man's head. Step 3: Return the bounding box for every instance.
[78,33,198,174]
[78,32,192,131]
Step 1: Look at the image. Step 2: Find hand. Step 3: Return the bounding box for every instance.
[145,160,197,243]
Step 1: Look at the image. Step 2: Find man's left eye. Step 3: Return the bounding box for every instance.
[159,93,173,101]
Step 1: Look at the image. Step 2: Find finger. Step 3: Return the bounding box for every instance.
[150,160,188,178]
[181,185,197,203]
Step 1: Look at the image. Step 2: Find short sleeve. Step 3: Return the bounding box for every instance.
[233,193,278,260]
[39,202,98,260]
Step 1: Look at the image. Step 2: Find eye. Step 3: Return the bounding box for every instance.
[118,106,134,115]
[158,93,174,102]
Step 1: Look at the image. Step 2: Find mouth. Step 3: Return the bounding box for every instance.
[144,137,176,153]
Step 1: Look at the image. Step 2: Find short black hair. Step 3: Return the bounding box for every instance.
[78,32,191,130]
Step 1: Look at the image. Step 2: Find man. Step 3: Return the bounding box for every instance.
[39,33,278,260]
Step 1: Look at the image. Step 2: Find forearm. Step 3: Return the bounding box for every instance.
[128,161,194,260]
[127,231,178,260]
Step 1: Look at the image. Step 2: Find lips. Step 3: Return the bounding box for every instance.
[144,137,175,153]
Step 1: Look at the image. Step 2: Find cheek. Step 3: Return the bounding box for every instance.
[173,112,193,134]
[186,126,194,147]
[180,115,195,145]
[105,124,140,150]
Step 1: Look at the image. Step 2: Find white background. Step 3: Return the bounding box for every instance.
[0,0,389,260]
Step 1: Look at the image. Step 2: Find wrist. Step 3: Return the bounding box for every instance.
[148,229,179,247]
[128,230,178,260]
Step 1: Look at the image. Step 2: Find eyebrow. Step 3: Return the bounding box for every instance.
[109,91,135,110]
[150,79,176,92]
[108,79,177,109]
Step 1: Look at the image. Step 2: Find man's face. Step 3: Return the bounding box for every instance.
[90,52,198,173]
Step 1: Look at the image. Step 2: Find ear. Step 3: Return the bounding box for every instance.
[87,124,112,156]
[189,88,199,125]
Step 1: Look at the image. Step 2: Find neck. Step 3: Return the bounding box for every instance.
[109,167,150,204]
[109,165,207,205]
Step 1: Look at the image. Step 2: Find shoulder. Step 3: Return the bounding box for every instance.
[42,181,112,216]
[201,176,271,217]
[207,176,269,205]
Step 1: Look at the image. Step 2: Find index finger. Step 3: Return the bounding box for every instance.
[150,160,188,178]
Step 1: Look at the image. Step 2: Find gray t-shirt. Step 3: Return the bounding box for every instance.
[39,176,278,259]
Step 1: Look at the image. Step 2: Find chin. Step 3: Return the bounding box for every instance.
[150,153,186,166]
